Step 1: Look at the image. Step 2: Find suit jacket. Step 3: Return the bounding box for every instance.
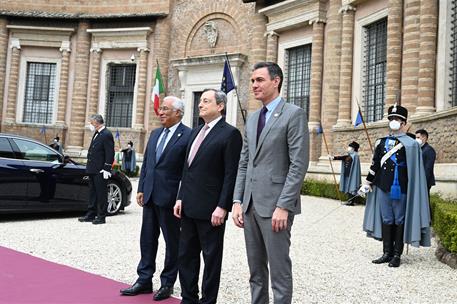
[421,143,436,188]
[86,127,115,174]
[138,122,192,208]
[233,99,309,217]
[177,118,242,220]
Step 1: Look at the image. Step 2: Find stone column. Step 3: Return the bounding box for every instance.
[265,31,279,62]
[401,0,421,112]
[56,41,71,127]
[0,18,8,127]
[135,47,149,129]
[308,18,325,162]
[320,0,342,157]
[336,5,356,127]
[386,0,403,110]
[5,38,21,124]
[66,21,91,151]
[87,47,102,118]
[416,0,438,115]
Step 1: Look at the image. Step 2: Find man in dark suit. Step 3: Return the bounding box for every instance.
[232,62,309,304]
[415,129,436,192]
[120,96,191,301]
[78,114,114,225]
[173,88,242,304]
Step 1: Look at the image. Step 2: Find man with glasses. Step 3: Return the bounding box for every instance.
[121,96,191,301]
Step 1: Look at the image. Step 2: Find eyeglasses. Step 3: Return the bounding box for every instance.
[158,106,176,112]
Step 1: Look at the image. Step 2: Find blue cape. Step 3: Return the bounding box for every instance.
[339,152,361,195]
[363,133,431,247]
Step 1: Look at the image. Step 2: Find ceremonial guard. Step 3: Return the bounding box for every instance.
[331,141,361,205]
[359,104,431,267]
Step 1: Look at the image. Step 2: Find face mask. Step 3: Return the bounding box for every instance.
[347,147,354,153]
[127,145,132,149]
[53,139,58,143]
[416,138,423,146]
[88,124,96,132]
[389,120,401,131]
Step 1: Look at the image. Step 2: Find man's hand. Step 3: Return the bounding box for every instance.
[231,202,244,228]
[358,183,372,197]
[100,170,111,179]
[173,200,182,219]
[136,192,144,207]
[272,207,289,232]
[211,207,227,227]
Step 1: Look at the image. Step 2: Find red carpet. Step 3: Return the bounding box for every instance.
[0,246,181,304]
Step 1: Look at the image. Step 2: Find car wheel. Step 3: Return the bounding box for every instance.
[106,180,125,215]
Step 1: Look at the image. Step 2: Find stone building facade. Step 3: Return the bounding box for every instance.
[0,0,456,195]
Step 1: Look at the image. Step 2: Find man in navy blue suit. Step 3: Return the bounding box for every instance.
[121,96,191,301]
[174,89,242,304]
[415,129,436,193]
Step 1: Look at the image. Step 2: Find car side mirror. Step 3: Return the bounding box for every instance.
[63,155,71,164]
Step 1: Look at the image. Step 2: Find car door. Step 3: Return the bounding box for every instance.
[0,137,29,211]
[11,138,86,210]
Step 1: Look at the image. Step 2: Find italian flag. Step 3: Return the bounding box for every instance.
[152,63,164,116]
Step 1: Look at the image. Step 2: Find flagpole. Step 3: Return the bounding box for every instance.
[355,98,374,153]
[224,52,246,124]
[321,128,344,203]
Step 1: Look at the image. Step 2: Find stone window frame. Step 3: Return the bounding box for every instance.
[17,55,62,125]
[436,0,455,110]
[352,7,388,124]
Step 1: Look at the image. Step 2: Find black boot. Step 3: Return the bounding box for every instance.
[372,224,394,264]
[389,224,404,267]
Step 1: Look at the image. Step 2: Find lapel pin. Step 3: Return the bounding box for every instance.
[274,113,279,117]
[178,133,182,137]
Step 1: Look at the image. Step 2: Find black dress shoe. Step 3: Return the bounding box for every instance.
[153,286,173,301]
[78,215,95,222]
[92,217,106,225]
[388,255,401,267]
[120,282,153,296]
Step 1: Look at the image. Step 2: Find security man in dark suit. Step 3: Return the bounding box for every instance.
[120,96,191,301]
[173,89,242,304]
[415,129,436,192]
[78,114,114,225]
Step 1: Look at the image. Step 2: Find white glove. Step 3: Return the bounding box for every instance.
[100,170,111,180]
[357,183,372,197]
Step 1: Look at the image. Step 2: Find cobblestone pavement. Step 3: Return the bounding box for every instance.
[0,178,456,303]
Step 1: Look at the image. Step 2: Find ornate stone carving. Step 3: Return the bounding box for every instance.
[203,21,218,48]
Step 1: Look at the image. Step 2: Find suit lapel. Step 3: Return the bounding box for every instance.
[255,100,285,157]
[157,123,185,164]
[188,119,224,168]
[149,127,163,166]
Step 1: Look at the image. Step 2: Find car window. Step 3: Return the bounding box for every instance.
[13,138,61,162]
[0,137,15,159]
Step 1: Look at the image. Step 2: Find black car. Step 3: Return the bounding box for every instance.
[0,133,132,215]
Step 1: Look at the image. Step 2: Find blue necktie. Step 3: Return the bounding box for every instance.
[156,128,170,162]
[256,106,268,144]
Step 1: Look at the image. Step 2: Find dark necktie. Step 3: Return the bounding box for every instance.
[256,106,268,144]
[91,131,99,143]
[156,128,170,162]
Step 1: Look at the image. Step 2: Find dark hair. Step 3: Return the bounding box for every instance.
[202,88,226,116]
[415,129,429,139]
[253,62,284,93]
[128,141,133,146]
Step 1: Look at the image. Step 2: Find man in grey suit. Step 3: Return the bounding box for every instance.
[232,62,309,304]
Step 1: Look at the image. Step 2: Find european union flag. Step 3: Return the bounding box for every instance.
[354,110,363,127]
[40,125,46,134]
[220,60,235,94]
[115,129,120,139]
[316,125,323,134]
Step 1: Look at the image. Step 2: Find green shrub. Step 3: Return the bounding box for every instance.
[301,179,365,204]
[112,164,139,177]
[431,195,457,254]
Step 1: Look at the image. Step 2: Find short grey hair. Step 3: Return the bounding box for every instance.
[164,96,185,116]
[202,88,226,115]
[89,114,104,125]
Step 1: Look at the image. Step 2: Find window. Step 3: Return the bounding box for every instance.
[192,91,204,128]
[23,62,56,124]
[285,44,311,118]
[362,18,387,122]
[450,1,457,107]
[0,138,15,159]
[12,139,60,162]
[105,64,136,128]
